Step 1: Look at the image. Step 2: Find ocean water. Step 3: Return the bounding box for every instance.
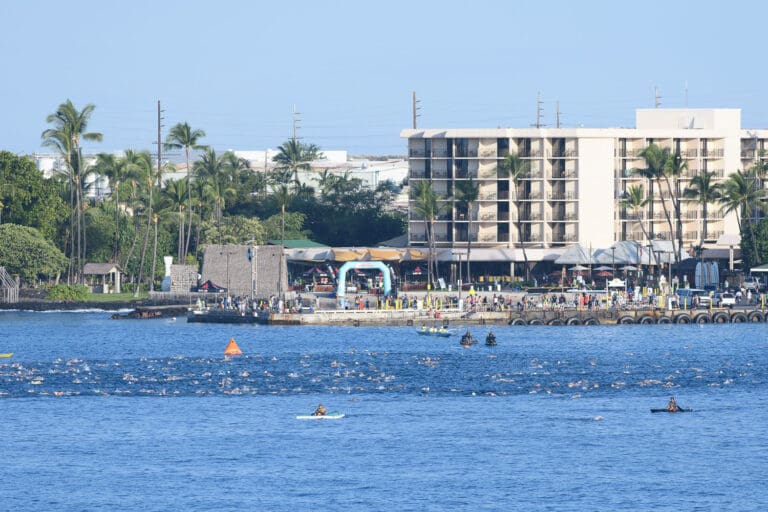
[1,311,767,511]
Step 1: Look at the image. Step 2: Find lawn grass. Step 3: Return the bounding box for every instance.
[85,292,148,303]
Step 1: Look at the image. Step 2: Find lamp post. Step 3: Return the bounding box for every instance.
[220,248,237,297]
[611,245,616,274]
[453,249,464,305]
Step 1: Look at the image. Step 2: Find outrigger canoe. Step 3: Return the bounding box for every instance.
[0,353,12,358]
[296,412,345,420]
[650,408,691,413]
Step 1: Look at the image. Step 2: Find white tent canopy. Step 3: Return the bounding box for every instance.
[554,244,594,265]
[750,264,768,273]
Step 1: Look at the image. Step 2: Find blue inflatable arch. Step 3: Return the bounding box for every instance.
[336,261,393,299]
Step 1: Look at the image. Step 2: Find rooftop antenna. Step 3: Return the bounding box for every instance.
[532,91,546,128]
[654,86,662,108]
[685,80,688,108]
[556,100,561,128]
[412,91,421,129]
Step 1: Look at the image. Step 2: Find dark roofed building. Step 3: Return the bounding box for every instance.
[82,263,122,294]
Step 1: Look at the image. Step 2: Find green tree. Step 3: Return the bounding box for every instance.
[162,178,188,262]
[663,151,688,261]
[41,99,102,282]
[262,211,307,241]
[274,184,293,298]
[411,180,449,287]
[194,148,237,243]
[636,144,672,255]
[720,170,765,266]
[683,170,722,244]
[0,151,67,239]
[620,184,658,266]
[499,153,531,281]
[272,139,322,190]
[741,218,768,269]
[199,215,266,246]
[0,224,68,284]
[454,177,479,283]
[93,152,131,262]
[164,122,206,260]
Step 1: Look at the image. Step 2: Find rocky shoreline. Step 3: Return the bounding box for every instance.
[0,298,190,314]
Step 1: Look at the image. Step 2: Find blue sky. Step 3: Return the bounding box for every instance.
[2,0,766,157]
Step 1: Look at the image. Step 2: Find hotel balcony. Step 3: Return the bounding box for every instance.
[548,192,577,201]
[703,149,725,158]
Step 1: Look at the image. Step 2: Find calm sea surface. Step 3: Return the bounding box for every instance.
[1,311,767,511]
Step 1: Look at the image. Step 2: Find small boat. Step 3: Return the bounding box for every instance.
[0,353,12,358]
[417,328,452,338]
[296,412,345,420]
[651,408,691,413]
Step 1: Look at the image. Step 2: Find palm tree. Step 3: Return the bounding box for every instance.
[41,99,102,282]
[411,180,449,288]
[274,184,293,300]
[683,171,722,244]
[190,177,211,263]
[129,151,157,297]
[272,140,322,191]
[163,179,188,263]
[94,153,130,263]
[620,184,658,266]
[164,122,206,261]
[315,169,336,197]
[663,151,688,261]
[194,148,237,242]
[636,144,674,258]
[720,170,765,265]
[499,153,531,281]
[454,177,479,283]
[222,151,250,181]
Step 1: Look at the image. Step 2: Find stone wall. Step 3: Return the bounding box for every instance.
[170,264,199,293]
[201,244,286,298]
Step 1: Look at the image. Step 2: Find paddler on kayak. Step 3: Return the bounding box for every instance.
[312,404,327,416]
[666,396,680,412]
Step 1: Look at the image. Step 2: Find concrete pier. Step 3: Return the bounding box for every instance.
[265,307,767,326]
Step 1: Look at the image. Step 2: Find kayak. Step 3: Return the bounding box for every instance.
[650,408,691,413]
[296,412,345,420]
[0,353,12,358]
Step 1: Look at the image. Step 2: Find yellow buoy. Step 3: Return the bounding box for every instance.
[224,338,242,356]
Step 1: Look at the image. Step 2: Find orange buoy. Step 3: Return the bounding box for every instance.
[224,337,242,356]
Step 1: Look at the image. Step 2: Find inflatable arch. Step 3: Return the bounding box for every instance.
[336,260,393,302]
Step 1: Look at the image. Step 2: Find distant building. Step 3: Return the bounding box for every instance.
[401,108,764,267]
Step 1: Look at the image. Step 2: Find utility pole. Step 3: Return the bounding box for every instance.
[654,86,662,108]
[556,100,561,129]
[412,91,420,129]
[157,100,163,186]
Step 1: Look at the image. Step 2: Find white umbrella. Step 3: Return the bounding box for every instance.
[594,265,612,271]
[620,265,638,271]
[569,264,588,271]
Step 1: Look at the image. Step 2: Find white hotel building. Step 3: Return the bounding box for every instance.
[401,108,766,268]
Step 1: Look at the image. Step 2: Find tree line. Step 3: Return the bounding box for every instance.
[0,100,406,289]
